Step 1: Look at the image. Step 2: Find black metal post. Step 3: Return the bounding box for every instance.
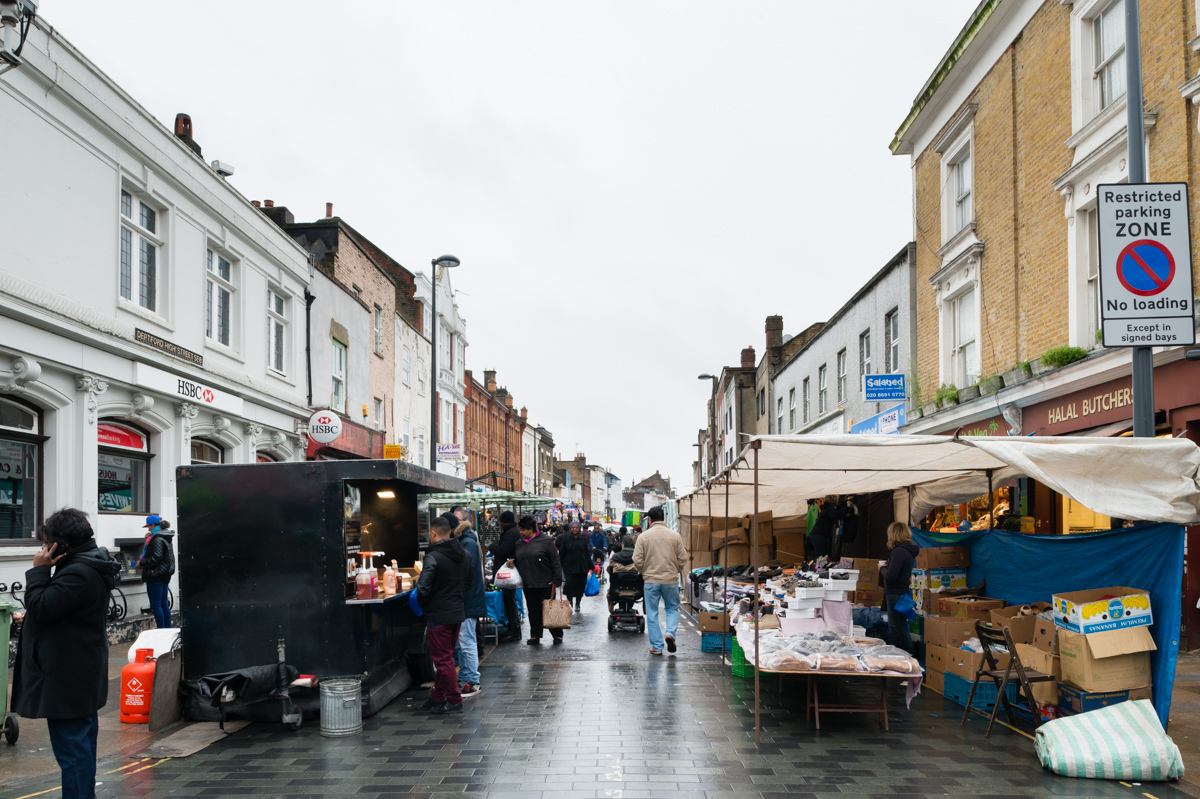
[1125,0,1155,438]
[429,263,439,469]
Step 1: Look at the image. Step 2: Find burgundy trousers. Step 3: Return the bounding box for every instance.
[427,621,463,705]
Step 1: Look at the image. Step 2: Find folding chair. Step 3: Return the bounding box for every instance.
[960,620,1056,737]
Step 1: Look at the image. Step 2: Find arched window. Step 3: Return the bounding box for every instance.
[98,420,151,514]
[0,396,42,540]
[190,439,224,465]
[255,452,277,463]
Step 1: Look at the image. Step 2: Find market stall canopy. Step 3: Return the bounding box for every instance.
[680,434,1200,525]
[419,490,556,511]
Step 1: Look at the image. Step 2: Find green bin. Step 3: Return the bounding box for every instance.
[0,596,20,744]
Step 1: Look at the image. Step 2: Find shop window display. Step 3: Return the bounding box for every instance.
[0,396,41,540]
[97,421,150,514]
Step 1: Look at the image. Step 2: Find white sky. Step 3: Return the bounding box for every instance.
[46,1,969,494]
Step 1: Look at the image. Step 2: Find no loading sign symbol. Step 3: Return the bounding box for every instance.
[1116,239,1175,297]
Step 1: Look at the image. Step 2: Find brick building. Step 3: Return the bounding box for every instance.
[465,369,525,490]
[890,0,1200,646]
[555,453,594,514]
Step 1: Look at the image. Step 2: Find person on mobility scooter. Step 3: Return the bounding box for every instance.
[607,535,644,633]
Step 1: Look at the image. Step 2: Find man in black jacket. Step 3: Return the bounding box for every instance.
[487,510,522,642]
[416,516,474,714]
[12,508,120,799]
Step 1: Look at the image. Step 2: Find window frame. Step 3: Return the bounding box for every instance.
[836,349,847,403]
[951,147,973,233]
[402,347,411,384]
[949,287,979,388]
[97,419,153,516]
[802,377,810,424]
[818,365,828,415]
[373,305,384,356]
[0,395,45,543]
[788,388,796,431]
[205,247,236,349]
[331,338,348,413]
[776,397,783,433]
[267,287,288,375]
[1093,0,1127,112]
[885,309,900,372]
[859,329,872,387]
[190,438,225,465]
[417,358,426,395]
[118,187,165,315]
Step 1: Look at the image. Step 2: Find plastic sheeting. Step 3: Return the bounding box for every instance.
[912,523,1183,728]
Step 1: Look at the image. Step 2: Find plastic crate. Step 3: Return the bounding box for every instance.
[701,632,733,653]
[730,637,754,678]
[942,672,1020,710]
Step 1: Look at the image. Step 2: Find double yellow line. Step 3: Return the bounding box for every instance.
[12,756,171,799]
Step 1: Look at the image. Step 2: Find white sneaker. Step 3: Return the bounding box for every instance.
[460,682,481,699]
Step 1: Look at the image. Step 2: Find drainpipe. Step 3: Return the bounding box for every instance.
[304,290,315,406]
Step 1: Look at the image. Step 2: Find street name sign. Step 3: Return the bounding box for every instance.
[1097,182,1195,347]
[862,374,906,402]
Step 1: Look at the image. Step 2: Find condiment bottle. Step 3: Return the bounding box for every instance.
[383,562,397,596]
[355,564,372,600]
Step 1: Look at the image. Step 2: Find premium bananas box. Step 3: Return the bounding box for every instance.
[1052,586,1152,634]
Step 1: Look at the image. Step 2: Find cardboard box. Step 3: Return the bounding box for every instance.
[1058,627,1156,693]
[1031,618,1059,654]
[1016,643,1061,705]
[1052,587,1153,634]
[855,589,883,606]
[989,603,1053,645]
[698,611,730,633]
[688,551,713,569]
[741,510,773,525]
[708,516,746,531]
[925,668,944,692]
[773,533,807,562]
[794,586,825,599]
[942,647,1010,682]
[847,557,880,579]
[937,595,1005,621]
[711,527,750,549]
[924,616,980,649]
[925,643,948,673]
[772,515,807,531]
[747,615,780,630]
[916,546,970,570]
[1057,683,1152,716]
[924,568,968,591]
[691,525,711,552]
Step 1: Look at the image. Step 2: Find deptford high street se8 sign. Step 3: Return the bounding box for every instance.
[1096,182,1195,347]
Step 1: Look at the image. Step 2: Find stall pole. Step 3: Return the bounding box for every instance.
[752,440,762,745]
[907,486,914,527]
[688,494,695,608]
[987,470,995,528]
[724,471,730,660]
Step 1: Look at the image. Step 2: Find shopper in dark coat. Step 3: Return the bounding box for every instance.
[487,510,523,642]
[880,521,920,654]
[138,514,175,629]
[12,508,120,799]
[452,513,485,698]
[808,496,850,561]
[559,522,593,612]
[415,516,474,714]
[512,515,564,644]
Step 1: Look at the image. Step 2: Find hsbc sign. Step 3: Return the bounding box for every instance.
[134,363,244,415]
[307,409,343,444]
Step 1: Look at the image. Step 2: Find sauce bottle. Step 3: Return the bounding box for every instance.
[383,562,397,596]
[355,564,373,600]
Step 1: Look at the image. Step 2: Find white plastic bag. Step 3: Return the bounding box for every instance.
[494,566,523,589]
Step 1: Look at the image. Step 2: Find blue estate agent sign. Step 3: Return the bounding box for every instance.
[850,404,906,435]
[862,373,906,402]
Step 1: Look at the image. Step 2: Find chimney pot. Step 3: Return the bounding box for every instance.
[174,113,192,138]
[325,202,333,218]
[264,199,275,208]
[740,345,756,369]
[251,201,261,208]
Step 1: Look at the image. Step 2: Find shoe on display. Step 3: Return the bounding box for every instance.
[460,683,481,699]
[666,635,677,653]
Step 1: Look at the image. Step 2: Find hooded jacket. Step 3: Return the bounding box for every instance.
[416,537,474,626]
[881,541,920,596]
[140,526,175,583]
[454,522,487,618]
[12,539,121,719]
[559,532,594,575]
[488,523,522,567]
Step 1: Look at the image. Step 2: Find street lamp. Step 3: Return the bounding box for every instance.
[698,373,717,479]
[429,254,460,470]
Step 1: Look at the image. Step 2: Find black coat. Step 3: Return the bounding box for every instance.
[416,538,474,626]
[488,524,522,565]
[881,542,920,596]
[514,533,562,589]
[140,530,175,583]
[559,534,593,575]
[810,500,850,540]
[12,540,120,720]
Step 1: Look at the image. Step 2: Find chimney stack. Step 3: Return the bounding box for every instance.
[520,406,528,421]
[741,345,756,368]
[503,394,514,410]
[173,113,202,156]
[484,369,497,393]
[766,315,783,349]
[325,202,333,218]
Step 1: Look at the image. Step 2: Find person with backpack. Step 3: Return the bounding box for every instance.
[138,514,175,629]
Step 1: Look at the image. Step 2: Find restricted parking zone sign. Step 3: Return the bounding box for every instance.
[1097,182,1195,346]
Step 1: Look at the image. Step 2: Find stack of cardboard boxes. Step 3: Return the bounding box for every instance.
[772,515,808,564]
[685,515,771,570]
[911,546,969,613]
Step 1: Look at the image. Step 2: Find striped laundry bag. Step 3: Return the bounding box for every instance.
[1035,700,1184,781]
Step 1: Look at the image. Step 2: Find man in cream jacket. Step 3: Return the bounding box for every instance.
[632,505,687,656]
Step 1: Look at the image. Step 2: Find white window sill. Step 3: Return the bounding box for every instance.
[1066,94,1126,151]
[118,298,174,332]
[204,339,245,364]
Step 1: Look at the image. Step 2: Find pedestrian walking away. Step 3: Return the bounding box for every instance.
[11,508,121,799]
[631,505,687,656]
[880,521,919,655]
[487,510,523,643]
[558,521,593,612]
[415,515,474,715]
[449,506,485,699]
[512,515,564,645]
[137,514,175,629]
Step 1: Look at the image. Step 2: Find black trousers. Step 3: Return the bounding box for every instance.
[563,572,588,602]
[500,588,520,637]
[808,533,829,561]
[523,586,563,641]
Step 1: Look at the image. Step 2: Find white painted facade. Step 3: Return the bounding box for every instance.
[310,270,370,422]
[414,270,468,478]
[0,20,311,604]
[393,315,431,465]
[521,423,536,493]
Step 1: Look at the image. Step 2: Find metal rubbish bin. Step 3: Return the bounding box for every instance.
[0,596,20,743]
[319,678,363,737]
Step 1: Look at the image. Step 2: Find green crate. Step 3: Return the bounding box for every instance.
[730,636,754,678]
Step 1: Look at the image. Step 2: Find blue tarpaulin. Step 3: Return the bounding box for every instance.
[911,523,1183,728]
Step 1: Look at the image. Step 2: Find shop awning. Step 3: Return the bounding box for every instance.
[420,490,557,510]
[680,434,1200,525]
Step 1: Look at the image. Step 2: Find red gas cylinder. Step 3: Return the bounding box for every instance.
[120,648,156,723]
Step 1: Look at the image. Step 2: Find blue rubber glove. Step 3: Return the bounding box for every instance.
[407,590,423,617]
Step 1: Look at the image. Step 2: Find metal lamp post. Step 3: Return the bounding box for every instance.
[429,254,460,470]
[698,374,717,479]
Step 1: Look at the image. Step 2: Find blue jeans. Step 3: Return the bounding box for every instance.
[47,715,98,799]
[146,582,171,628]
[455,618,480,685]
[644,583,680,653]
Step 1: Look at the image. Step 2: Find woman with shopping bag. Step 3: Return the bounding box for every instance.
[880,521,920,655]
[511,515,567,645]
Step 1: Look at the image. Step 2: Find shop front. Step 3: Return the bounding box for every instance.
[305,415,386,460]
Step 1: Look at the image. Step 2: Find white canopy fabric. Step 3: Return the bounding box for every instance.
[679,434,1200,525]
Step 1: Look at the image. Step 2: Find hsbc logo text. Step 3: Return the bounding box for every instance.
[177,378,216,404]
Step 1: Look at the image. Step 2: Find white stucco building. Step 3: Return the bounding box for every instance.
[521,423,536,493]
[414,270,468,478]
[394,314,431,465]
[0,18,311,606]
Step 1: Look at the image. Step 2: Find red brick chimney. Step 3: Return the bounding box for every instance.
[741,345,756,368]
[325,202,333,218]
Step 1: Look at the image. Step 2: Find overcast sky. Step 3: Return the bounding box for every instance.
[49,1,968,495]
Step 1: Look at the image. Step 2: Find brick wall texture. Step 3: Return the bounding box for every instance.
[911,0,1197,404]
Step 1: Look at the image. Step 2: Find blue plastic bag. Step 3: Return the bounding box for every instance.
[584,572,600,597]
[892,592,917,621]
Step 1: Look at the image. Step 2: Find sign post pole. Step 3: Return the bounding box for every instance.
[1125,0,1154,438]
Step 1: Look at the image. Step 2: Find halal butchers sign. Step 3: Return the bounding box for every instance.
[1097,182,1195,347]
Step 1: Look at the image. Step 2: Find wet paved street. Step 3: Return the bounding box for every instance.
[6,591,1198,798]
